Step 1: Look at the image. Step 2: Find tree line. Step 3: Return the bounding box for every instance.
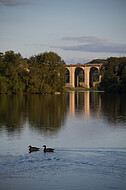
[0,51,126,93]
[98,57,126,92]
[0,51,66,94]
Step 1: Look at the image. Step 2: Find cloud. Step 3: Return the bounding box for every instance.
[65,57,92,64]
[65,55,105,64]
[62,36,106,44]
[54,36,126,54]
[0,0,32,6]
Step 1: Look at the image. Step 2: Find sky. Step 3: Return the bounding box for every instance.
[0,0,126,64]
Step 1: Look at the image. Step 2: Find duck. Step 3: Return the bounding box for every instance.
[29,145,40,153]
[43,145,54,153]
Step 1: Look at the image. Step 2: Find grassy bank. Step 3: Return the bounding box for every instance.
[65,86,100,91]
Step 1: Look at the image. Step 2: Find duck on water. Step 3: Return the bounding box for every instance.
[28,145,54,153]
[29,145,40,153]
[43,145,54,153]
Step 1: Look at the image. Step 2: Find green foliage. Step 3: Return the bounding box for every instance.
[27,52,66,93]
[1,51,125,93]
[78,70,84,82]
[99,57,126,92]
[87,59,107,65]
[0,51,66,94]
[93,70,99,82]
[0,76,9,93]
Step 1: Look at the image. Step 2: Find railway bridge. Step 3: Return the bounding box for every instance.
[65,63,102,88]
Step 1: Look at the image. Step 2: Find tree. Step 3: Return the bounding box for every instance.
[0,51,26,93]
[0,76,10,93]
[28,52,66,93]
[99,57,126,92]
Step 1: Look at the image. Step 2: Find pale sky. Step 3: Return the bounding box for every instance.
[0,0,126,64]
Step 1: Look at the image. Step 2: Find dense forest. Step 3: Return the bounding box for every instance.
[0,51,66,94]
[98,57,126,92]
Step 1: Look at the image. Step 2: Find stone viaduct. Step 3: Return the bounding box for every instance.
[65,63,102,88]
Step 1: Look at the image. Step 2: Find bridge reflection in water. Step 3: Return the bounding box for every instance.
[68,91,102,118]
[0,92,125,136]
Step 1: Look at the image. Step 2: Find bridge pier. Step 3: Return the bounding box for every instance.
[67,67,76,88]
[84,67,90,89]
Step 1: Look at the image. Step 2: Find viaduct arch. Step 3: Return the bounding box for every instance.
[65,63,102,88]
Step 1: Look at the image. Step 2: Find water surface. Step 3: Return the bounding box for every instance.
[0,92,126,190]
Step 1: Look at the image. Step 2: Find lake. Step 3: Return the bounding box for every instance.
[0,92,126,190]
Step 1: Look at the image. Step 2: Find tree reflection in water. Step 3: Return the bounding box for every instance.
[0,92,126,135]
[27,94,67,134]
[100,93,126,124]
[68,91,126,125]
[0,94,67,135]
[0,95,26,133]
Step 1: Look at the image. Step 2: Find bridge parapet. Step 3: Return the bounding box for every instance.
[66,63,102,67]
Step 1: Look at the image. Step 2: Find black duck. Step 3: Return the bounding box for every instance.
[29,145,40,153]
[43,145,54,153]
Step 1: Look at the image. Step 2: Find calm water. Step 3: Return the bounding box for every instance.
[0,92,126,190]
